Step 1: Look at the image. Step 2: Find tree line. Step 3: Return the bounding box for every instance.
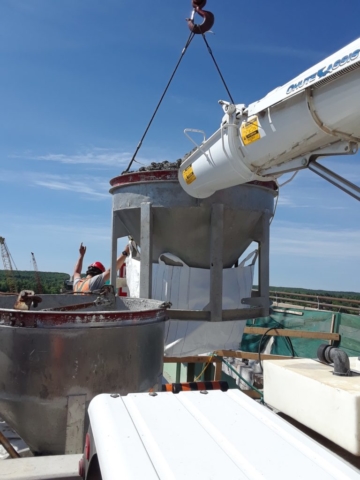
[269,285,360,300]
[1,272,359,304]
[0,270,70,294]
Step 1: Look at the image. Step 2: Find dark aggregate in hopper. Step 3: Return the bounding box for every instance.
[122,148,197,174]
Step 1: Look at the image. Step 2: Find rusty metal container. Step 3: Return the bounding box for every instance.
[0,294,167,455]
[110,170,277,269]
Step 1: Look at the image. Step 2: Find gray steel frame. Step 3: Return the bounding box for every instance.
[110,202,271,322]
[140,202,153,299]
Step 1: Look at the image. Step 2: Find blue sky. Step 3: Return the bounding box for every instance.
[1,0,360,292]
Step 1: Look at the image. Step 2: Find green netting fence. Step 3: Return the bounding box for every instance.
[240,309,360,358]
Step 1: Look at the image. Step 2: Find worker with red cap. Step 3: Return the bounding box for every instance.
[73,242,129,293]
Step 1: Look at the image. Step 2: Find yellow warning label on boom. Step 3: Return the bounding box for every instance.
[240,116,261,146]
[182,165,196,185]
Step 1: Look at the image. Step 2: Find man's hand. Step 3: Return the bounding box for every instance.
[74,243,86,280]
[79,243,86,257]
[103,244,131,283]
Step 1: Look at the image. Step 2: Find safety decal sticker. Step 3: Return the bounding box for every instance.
[182,165,196,185]
[240,116,261,145]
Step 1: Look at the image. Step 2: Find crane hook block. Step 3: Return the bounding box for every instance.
[187,0,214,35]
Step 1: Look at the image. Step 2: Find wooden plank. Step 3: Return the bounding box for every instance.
[164,351,293,365]
[240,389,262,399]
[272,308,303,316]
[215,350,293,361]
[243,326,340,341]
[164,356,222,364]
[214,361,223,381]
[0,430,20,458]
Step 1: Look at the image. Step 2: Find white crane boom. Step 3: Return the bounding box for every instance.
[178,38,360,199]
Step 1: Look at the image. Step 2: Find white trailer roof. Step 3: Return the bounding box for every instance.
[88,390,359,480]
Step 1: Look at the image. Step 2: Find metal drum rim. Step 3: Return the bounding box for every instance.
[110,170,178,189]
[109,169,278,193]
[0,307,168,328]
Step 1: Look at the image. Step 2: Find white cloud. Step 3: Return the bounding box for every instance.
[34,149,131,167]
[271,223,360,259]
[276,191,346,210]
[276,195,295,207]
[276,194,308,208]
[10,147,163,171]
[0,170,110,199]
[35,178,109,198]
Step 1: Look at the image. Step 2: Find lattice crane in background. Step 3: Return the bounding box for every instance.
[0,237,18,294]
[31,252,43,294]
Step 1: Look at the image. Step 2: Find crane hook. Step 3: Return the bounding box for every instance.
[186,0,214,35]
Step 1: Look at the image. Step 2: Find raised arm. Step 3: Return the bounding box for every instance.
[103,244,130,283]
[73,243,86,280]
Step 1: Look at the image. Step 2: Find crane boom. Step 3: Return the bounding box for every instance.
[178,38,360,199]
[31,252,43,294]
[0,237,18,294]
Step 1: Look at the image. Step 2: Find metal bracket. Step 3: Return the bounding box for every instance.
[259,141,358,177]
[308,160,360,201]
[94,287,116,310]
[182,129,210,170]
[241,296,270,308]
[166,307,263,322]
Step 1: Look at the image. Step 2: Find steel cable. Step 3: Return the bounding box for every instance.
[125,26,235,172]
[124,32,195,172]
[201,33,235,104]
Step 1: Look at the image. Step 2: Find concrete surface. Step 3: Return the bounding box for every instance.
[0,454,82,480]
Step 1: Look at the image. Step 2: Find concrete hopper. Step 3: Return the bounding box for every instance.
[110,170,277,269]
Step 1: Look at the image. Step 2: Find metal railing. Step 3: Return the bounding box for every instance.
[268,290,360,314]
